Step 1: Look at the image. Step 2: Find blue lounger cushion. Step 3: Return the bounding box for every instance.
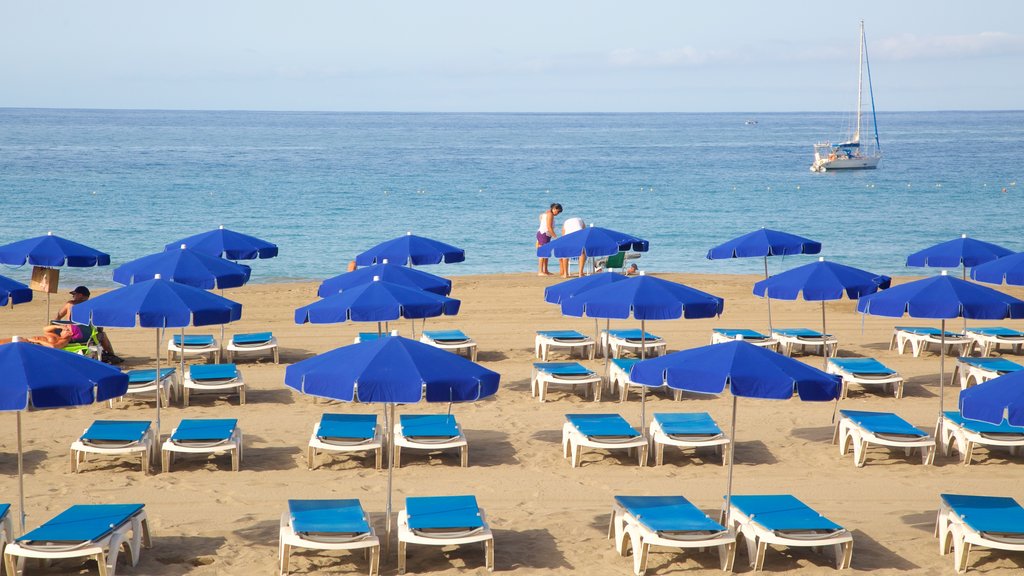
[81,420,151,442]
[729,495,844,532]
[127,368,175,384]
[17,504,144,543]
[829,358,896,375]
[318,414,377,439]
[289,499,370,535]
[616,495,726,533]
[537,330,588,340]
[566,414,640,438]
[171,419,237,442]
[607,329,660,340]
[714,328,770,339]
[944,411,1024,434]
[611,358,639,373]
[423,330,469,341]
[172,334,215,346]
[967,327,1024,337]
[232,332,273,345]
[406,495,484,531]
[775,328,828,338]
[957,357,1023,373]
[189,363,239,381]
[941,494,1024,535]
[840,410,927,437]
[534,362,593,376]
[0,503,10,519]
[896,326,961,337]
[400,414,460,438]
[358,332,384,341]
[654,413,723,436]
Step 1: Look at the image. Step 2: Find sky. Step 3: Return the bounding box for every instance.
[2,1,1022,112]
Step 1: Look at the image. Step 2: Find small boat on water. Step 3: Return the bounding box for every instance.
[811,21,881,173]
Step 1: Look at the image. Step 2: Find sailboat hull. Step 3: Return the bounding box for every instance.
[811,155,880,172]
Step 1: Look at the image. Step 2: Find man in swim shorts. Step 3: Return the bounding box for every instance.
[537,203,562,276]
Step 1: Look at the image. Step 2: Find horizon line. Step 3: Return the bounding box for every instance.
[2,106,1023,115]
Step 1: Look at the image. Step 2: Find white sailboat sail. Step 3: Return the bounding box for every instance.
[811,21,881,173]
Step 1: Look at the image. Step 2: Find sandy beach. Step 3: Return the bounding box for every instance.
[3,271,1024,575]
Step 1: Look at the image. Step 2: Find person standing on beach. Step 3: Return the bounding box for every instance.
[559,215,585,278]
[537,203,562,276]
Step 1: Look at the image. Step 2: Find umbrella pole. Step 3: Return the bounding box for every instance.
[604,319,611,393]
[639,320,647,436]
[937,319,946,448]
[724,395,737,526]
[179,327,186,406]
[220,289,226,348]
[821,301,829,369]
[17,411,26,532]
[46,291,51,322]
[763,257,773,334]
[385,402,395,556]
[155,330,162,441]
[594,319,600,358]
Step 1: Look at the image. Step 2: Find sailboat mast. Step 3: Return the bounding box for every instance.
[854,20,864,144]
[863,22,881,153]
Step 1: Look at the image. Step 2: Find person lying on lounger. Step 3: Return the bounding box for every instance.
[1,323,79,348]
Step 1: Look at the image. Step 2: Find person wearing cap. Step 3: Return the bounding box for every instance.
[52,286,123,364]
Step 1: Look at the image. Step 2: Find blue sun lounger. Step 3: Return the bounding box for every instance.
[891,326,971,357]
[226,331,279,364]
[953,356,1023,389]
[3,504,150,576]
[835,410,935,467]
[937,494,1024,572]
[161,418,242,473]
[965,326,1024,357]
[183,363,245,407]
[602,329,666,359]
[727,495,852,570]
[611,358,680,402]
[397,495,493,575]
[827,357,905,398]
[167,333,220,363]
[563,414,648,467]
[535,329,596,360]
[420,329,478,361]
[307,413,383,470]
[280,499,380,576]
[394,414,468,468]
[711,328,779,350]
[532,361,603,402]
[70,420,156,474]
[650,412,730,466]
[116,368,177,406]
[939,411,1024,465]
[611,495,735,574]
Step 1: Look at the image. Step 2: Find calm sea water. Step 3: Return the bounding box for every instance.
[1,108,1021,288]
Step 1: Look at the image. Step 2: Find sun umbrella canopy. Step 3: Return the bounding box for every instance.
[0,342,128,410]
[630,340,841,401]
[0,276,32,307]
[857,273,1024,320]
[753,258,891,301]
[70,277,243,328]
[164,225,278,260]
[296,279,460,324]
[0,233,110,267]
[114,245,251,289]
[284,335,499,403]
[706,228,821,259]
[318,262,452,298]
[906,234,1013,268]
[537,226,649,259]
[355,233,465,266]
[960,370,1024,426]
[543,273,631,304]
[560,274,723,320]
[971,252,1024,286]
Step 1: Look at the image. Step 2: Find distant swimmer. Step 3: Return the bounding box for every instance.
[537,203,562,276]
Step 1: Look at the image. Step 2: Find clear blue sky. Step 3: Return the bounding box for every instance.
[3,1,1022,112]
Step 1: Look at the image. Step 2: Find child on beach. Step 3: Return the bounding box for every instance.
[537,203,562,276]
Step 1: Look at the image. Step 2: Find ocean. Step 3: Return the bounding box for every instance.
[1,108,1021,287]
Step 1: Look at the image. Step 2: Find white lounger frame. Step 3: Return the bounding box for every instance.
[890,328,971,358]
[534,333,596,361]
[610,363,681,403]
[601,331,667,359]
[952,359,1012,390]
[278,512,380,576]
[69,424,157,475]
[649,418,730,467]
[3,508,151,576]
[307,421,383,470]
[532,366,603,402]
[419,334,478,361]
[834,415,935,467]
[936,500,1024,573]
[396,508,493,575]
[226,336,279,364]
[710,331,779,351]
[966,329,1024,358]
[161,425,243,473]
[772,331,838,358]
[939,415,1024,466]
[609,500,736,575]
[166,337,220,363]
[392,422,468,468]
[726,503,852,570]
[108,371,177,408]
[182,369,245,407]
[562,421,648,468]
[826,363,904,399]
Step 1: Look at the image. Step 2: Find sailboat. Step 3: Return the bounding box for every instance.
[811,21,881,173]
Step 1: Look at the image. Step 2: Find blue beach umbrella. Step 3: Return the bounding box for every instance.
[630,340,841,521]
[753,257,891,367]
[165,225,278,260]
[296,278,460,333]
[284,335,499,551]
[707,228,822,331]
[959,370,1024,427]
[857,272,1024,435]
[906,234,1013,279]
[0,341,129,530]
[537,225,649,275]
[0,275,32,307]
[561,273,724,431]
[971,252,1024,286]
[318,262,452,298]
[355,232,465,266]
[114,245,252,289]
[544,273,632,355]
[0,232,110,318]
[71,276,243,435]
